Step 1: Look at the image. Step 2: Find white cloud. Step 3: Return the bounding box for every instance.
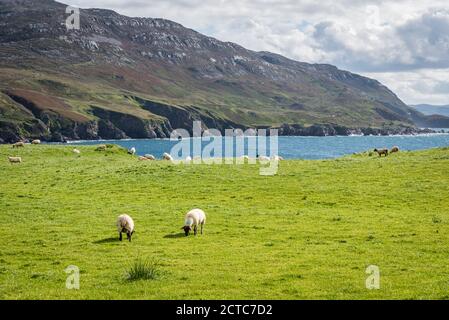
[66,0,449,105]
[363,69,449,105]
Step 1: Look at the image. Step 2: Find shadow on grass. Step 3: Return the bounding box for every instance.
[163,233,185,239]
[93,237,118,244]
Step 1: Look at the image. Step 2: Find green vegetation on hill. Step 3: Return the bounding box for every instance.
[0,145,448,299]
[2,0,444,142]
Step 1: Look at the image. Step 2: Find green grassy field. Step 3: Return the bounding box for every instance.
[0,145,448,299]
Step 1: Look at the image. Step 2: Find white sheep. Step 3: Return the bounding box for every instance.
[258,155,271,162]
[182,209,206,236]
[12,142,25,148]
[185,156,192,162]
[271,155,284,161]
[73,148,81,154]
[31,139,41,145]
[163,152,173,161]
[116,214,135,242]
[144,154,156,160]
[128,147,136,155]
[8,156,22,164]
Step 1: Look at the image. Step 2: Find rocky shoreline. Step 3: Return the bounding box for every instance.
[0,118,439,144]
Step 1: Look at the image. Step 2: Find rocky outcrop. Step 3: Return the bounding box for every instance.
[91,106,172,139]
[133,97,243,135]
[275,123,433,137]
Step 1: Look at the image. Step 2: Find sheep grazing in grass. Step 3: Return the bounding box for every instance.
[95,145,107,151]
[144,154,156,160]
[73,148,81,154]
[163,152,174,161]
[12,142,25,148]
[128,147,136,155]
[374,148,389,157]
[8,156,22,164]
[185,156,192,162]
[31,139,41,145]
[271,155,284,161]
[258,155,271,162]
[117,214,135,242]
[182,208,206,236]
[390,146,400,153]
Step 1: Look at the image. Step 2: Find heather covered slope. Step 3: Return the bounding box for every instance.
[0,0,445,142]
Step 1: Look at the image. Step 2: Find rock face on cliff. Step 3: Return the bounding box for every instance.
[0,0,446,143]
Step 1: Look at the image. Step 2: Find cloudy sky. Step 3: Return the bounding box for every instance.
[68,0,449,106]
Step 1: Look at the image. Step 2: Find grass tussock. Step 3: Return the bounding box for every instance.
[125,258,162,281]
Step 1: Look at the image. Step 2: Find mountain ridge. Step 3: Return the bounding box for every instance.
[410,104,449,118]
[0,0,446,143]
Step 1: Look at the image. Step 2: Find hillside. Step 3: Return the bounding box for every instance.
[0,145,448,299]
[0,0,445,143]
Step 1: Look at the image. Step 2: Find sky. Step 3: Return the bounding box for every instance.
[67,0,449,106]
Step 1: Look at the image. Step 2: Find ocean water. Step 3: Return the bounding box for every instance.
[67,133,449,160]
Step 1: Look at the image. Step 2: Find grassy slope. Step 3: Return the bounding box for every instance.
[0,63,397,129]
[0,145,448,299]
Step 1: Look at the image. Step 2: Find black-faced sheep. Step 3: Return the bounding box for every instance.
[374,148,389,157]
[117,214,135,242]
[390,146,400,153]
[128,147,136,155]
[182,209,206,236]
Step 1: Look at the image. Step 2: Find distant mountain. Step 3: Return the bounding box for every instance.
[410,104,449,117]
[0,0,445,142]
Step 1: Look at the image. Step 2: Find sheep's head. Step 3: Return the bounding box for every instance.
[126,231,134,242]
[182,226,192,236]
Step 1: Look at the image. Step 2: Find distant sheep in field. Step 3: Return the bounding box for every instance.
[271,155,284,161]
[374,148,389,157]
[31,139,41,145]
[390,146,400,153]
[163,152,174,161]
[144,154,156,160]
[95,145,107,151]
[128,147,136,155]
[258,155,271,162]
[73,148,81,154]
[182,208,206,236]
[8,156,22,164]
[185,156,192,162]
[12,142,25,148]
[116,214,135,242]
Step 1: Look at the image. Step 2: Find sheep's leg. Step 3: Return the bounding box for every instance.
[201,223,204,235]
[194,225,198,236]
[127,232,132,242]
[119,232,122,241]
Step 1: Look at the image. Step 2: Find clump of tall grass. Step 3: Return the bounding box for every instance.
[125,258,162,281]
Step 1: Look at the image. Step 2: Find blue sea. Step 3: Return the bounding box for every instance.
[67,133,449,160]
